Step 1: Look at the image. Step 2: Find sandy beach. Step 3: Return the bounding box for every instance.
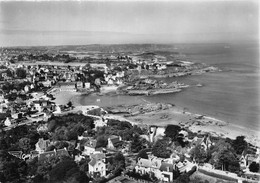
[50,88,260,147]
[121,106,260,147]
[50,88,82,106]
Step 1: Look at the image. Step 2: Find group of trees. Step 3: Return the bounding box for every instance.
[152,138,172,158]
[0,150,27,183]
[2,81,31,93]
[0,125,39,153]
[107,152,126,177]
[95,119,146,141]
[26,154,89,183]
[94,119,148,152]
[16,68,27,78]
[47,113,94,141]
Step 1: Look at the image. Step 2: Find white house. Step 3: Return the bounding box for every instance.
[4,117,12,127]
[83,138,97,156]
[88,153,106,177]
[53,105,62,114]
[42,80,52,87]
[116,71,125,78]
[35,138,51,154]
[135,155,176,182]
[107,78,114,85]
[94,118,107,129]
[24,85,30,93]
[85,82,90,89]
[159,162,174,182]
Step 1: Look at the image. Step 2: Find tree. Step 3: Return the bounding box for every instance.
[232,136,247,155]
[190,145,207,164]
[109,152,125,176]
[96,135,108,148]
[0,150,27,183]
[131,135,143,153]
[49,159,78,182]
[137,149,149,160]
[249,162,260,173]
[175,173,190,183]
[164,125,181,141]
[152,138,171,158]
[214,149,240,173]
[18,137,31,153]
[16,68,27,78]
[78,157,91,173]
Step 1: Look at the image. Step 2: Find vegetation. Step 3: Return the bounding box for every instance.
[152,138,171,158]
[190,145,208,164]
[164,124,181,141]
[0,150,27,183]
[16,68,27,78]
[136,149,150,160]
[249,162,259,173]
[47,113,94,141]
[107,152,125,177]
[232,136,247,155]
[0,125,39,152]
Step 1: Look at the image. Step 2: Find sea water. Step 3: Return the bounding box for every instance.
[80,43,260,130]
[144,43,260,129]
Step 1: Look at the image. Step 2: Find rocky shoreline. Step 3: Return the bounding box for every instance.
[105,102,174,116]
[137,66,219,79]
[117,79,189,96]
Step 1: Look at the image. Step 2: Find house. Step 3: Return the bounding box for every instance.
[84,82,90,89]
[115,78,123,85]
[24,85,30,93]
[116,71,125,78]
[160,162,174,182]
[107,78,115,85]
[83,138,98,156]
[53,105,62,114]
[37,123,48,132]
[88,153,106,177]
[94,118,107,129]
[4,117,12,127]
[38,148,69,162]
[42,80,52,87]
[35,138,51,154]
[107,135,123,150]
[135,155,163,179]
[58,82,76,92]
[176,159,195,173]
[135,155,177,182]
[191,136,213,151]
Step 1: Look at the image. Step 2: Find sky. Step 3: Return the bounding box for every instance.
[0,0,259,46]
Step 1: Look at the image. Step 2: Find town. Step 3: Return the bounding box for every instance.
[0,46,259,183]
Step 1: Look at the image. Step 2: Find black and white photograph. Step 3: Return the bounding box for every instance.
[0,0,259,182]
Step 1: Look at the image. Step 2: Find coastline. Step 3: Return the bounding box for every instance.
[50,88,82,106]
[113,104,260,147]
[51,87,260,147]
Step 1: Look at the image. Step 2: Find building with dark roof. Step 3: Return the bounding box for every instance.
[107,135,123,150]
[88,152,106,178]
[38,148,69,162]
